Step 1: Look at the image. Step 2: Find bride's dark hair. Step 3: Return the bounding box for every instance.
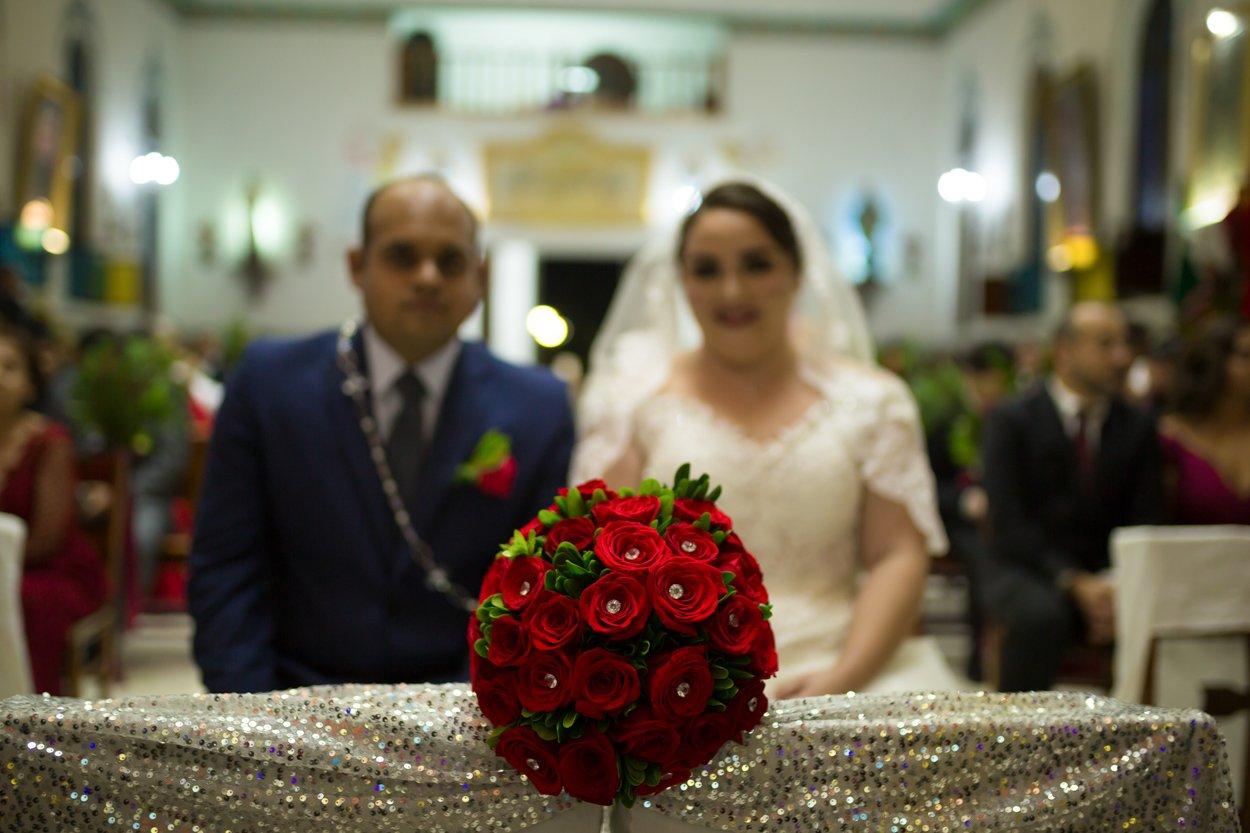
[676,182,803,270]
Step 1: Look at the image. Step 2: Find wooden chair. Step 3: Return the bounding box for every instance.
[64,451,132,698]
[151,427,211,606]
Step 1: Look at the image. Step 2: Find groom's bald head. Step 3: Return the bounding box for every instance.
[359,174,480,251]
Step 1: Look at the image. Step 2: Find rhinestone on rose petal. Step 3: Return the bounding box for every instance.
[605,599,622,615]
[728,613,741,628]
[668,583,685,600]
[680,540,697,553]
[676,682,691,698]
[542,674,558,689]
[526,758,541,771]
[747,697,759,712]
[519,581,532,597]
[624,547,641,561]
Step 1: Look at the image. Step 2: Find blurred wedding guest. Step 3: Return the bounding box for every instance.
[1137,336,1181,416]
[1159,316,1250,524]
[926,342,1012,679]
[0,326,105,694]
[981,302,1162,691]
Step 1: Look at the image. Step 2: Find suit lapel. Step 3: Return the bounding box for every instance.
[411,341,493,535]
[322,330,394,559]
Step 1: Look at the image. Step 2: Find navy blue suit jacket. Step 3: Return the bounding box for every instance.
[189,331,574,693]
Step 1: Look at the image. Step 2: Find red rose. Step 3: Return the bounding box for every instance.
[609,706,680,765]
[673,498,732,530]
[517,650,575,712]
[479,556,509,602]
[705,595,765,656]
[579,573,651,640]
[716,544,768,604]
[571,648,641,719]
[522,591,581,651]
[650,558,725,634]
[634,767,691,798]
[726,678,768,742]
[647,646,714,720]
[557,730,620,806]
[749,626,779,678]
[592,495,661,526]
[495,726,562,795]
[518,516,546,538]
[664,523,719,563]
[486,614,531,667]
[594,521,670,573]
[544,516,596,555]
[678,711,735,769]
[560,479,616,500]
[501,556,549,611]
[474,669,522,725]
[477,456,517,498]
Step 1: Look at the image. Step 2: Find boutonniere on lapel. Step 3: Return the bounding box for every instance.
[454,429,516,499]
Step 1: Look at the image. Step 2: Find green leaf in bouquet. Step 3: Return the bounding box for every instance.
[644,764,662,787]
[706,698,726,711]
[711,666,730,680]
[674,463,691,486]
[693,477,710,500]
[554,496,569,515]
[722,571,736,587]
[726,666,755,680]
[619,791,637,809]
[538,509,561,527]
[712,531,727,545]
[619,487,636,498]
[561,561,592,580]
[565,486,587,518]
[707,485,722,502]
[533,724,557,742]
[694,513,712,531]
[521,708,536,719]
[486,725,509,749]
[640,478,662,497]
[544,571,559,591]
[659,493,674,524]
[473,639,489,659]
[760,603,773,621]
[552,541,581,568]
[561,711,579,729]
[591,488,609,506]
[714,677,736,692]
[626,768,645,788]
[585,558,602,574]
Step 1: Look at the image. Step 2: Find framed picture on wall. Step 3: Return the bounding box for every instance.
[1048,64,1101,246]
[15,74,81,236]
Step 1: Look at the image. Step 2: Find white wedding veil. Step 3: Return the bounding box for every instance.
[571,174,876,482]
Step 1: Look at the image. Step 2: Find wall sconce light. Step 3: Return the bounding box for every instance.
[239,179,273,297]
[938,168,987,204]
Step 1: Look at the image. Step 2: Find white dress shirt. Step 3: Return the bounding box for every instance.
[1046,376,1109,452]
[363,326,461,445]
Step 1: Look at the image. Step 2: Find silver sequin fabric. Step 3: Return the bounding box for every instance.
[1,685,1238,832]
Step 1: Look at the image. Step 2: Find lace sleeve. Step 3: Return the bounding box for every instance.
[851,372,949,556]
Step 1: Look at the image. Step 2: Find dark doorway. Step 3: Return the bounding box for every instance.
[536,257,624,367]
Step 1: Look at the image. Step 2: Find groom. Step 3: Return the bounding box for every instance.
[189,175,575,693]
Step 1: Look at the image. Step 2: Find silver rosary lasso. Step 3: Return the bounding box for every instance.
[335,319,478,612]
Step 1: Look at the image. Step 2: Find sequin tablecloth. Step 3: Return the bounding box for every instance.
[0,686,1238,832]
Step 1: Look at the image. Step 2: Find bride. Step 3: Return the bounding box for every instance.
[572,178,963,697]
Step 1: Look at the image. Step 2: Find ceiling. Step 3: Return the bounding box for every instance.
[162,0,993,36]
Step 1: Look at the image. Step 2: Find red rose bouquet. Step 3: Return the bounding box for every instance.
[471,465,775,806]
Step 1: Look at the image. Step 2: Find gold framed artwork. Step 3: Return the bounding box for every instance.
[1186,4,1250,219]
[15,74,81,235]
[483,123,650,226]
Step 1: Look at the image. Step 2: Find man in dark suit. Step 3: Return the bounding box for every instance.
[981,302,1162,691]
[189,175,575,693]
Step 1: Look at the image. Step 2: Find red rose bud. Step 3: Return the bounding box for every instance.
[595,521,669,573]
[517,650,575,712]
[560,479,616,500]
[479,557,509,602]
[544,516,596,555]
[522,591,581,651]
[749,626,779,678]
[474,670,522,726]
[678,711,735,769]
[501,556,549,611]
[650,557,725,634]
[571,648,641,720]
[727,678,768,742]
[477,455,517,498]
[557,730,620,806]
[664,523,719,563]
[647,646,714,720]
[706,594,765,656]
[518,516,546,538]
[486,614,531,667]
[495,727,562,796]
[716,546,768,604]
[672,498,732,529]
[580,573,651,640]
[609,706,680,765]
[592,495,661,526]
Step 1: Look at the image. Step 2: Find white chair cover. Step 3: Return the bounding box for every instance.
[0,512,31,698]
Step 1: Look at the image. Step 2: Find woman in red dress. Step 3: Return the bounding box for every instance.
[0,326,105,694]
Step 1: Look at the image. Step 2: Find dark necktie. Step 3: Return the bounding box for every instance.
[1074,409,1095,486]
[387,371,427,508]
